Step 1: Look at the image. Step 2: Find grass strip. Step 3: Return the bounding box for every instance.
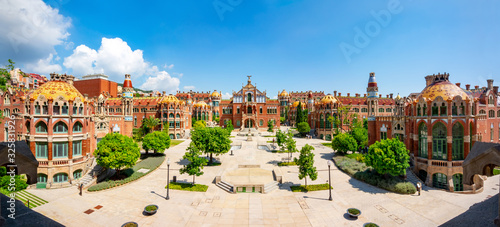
[166,182,208,192]
[290,183,332,192]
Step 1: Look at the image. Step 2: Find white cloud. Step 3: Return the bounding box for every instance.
[0,0,71,63]
[63,37,150,81]
[140,71,180,94]
[163,64,174,69]
[222,92,232,99]
[183,85,195,90]
[272,96,278,99]
[24,53,62,75]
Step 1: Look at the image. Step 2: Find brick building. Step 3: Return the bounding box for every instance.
[73,74,119,98]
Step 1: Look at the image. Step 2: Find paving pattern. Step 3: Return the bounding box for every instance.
[27,128,499,227]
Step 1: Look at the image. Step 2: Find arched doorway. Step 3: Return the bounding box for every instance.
[452,173,463,191]
[418,170,427,182]
[245,119,254,128]
[432,122,447,160]
[483,164,498,176]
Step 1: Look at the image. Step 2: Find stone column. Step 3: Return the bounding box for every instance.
[447,136,453,161]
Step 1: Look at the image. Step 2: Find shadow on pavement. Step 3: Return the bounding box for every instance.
[347,177,389,195]
[440,194,498,227]
[1,193,64,227]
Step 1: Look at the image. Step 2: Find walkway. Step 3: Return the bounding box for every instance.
[27,129,499,227]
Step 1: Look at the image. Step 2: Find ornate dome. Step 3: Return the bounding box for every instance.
[210,90,221,98]
[320,94,338,104]
[279,89,289,97]
[292,101,305,108]
[418,74,469,102]
[193,101,209,108]
[29,80,84,101]
[160,95,180,104]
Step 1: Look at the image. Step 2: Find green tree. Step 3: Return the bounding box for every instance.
[333,105,354,134]
[190,127,231,164]
[94,133,141,176]
[285,132,297,160]
[0,59,16,92]
[162,121,169,133]
[179,145,208,185]
[0,175,28,192]
[225,119,234,133]
[294,144,318,187]
[276,129,287,151]
[142,131,171,153]
[297,122,311,137]
[363,118,368,130]
[142,116,160,134]
[193,120,206,129]
[132,127,146,142]
[267,120,274,132]
[214,117,220,124]
[280,116,285,124]
[331,133,357,155]
[350,127,368,150]
[296,102,303,124]
[364,138,410,177]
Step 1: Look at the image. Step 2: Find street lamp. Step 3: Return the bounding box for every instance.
[327,160,332,201]
[166,158,170,200]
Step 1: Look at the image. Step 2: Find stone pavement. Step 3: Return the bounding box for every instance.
[26,128,499,227]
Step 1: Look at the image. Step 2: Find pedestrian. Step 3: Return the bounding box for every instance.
[416,182,421,196]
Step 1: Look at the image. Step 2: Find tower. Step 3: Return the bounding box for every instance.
[367,72,379,117]
[307,91,314,112]
[278,89,289,119]
[122,74,134,137]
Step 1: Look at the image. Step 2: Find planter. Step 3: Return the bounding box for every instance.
[363,223,379,227]
[347,208,361,218]
[121,222,138,227]
[144,205,158,215]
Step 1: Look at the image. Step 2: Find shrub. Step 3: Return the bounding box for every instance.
[278,161,296,166]
[348,208,360,215]
[346,153,365,163]
[0,166,6,177]
[365,138,410,176]
[297,122,311,137]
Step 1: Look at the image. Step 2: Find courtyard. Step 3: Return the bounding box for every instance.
[26,128,499,227]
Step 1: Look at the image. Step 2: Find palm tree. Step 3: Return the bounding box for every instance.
[142,116,160,134]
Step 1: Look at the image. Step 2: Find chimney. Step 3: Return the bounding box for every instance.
[494,86,499,94]
[162,91,166,96]
[334,91,337,97]
[455,83,461,88]
[356,93,359,97]
[390,93,393,99]
[466,84,470,90]
[338,93,341,96]
[425,75,435,86]
[66,75,75,85]
[364,94,366,97]
[379,94,382,98]
[347,93,350,97]
[475,85,479,90]
[487,79,494,90]
[386,95,389,98]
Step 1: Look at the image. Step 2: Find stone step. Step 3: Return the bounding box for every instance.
[216,181,234,193]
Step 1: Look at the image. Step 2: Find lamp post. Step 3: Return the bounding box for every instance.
[327,160,332,201]
[166,158,170,200]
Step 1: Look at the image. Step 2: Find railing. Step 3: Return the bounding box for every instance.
[73,157,84,163]
[452,161,463,167]
[53,160,69,166]
[38,161,48,166]
[431,160,447,167]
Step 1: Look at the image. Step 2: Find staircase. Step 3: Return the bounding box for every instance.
[216,180,234,193]
[406,168,424,186]
[264,181,279,193]
[76,158,105,189]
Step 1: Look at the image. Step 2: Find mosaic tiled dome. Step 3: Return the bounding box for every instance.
[210,90,221,98]
[292,101,305,108]
[419,79,469,102]
[160,95,180,104]
[193,101,209,108]
[29,81,84,101]
[279,89,289,97]
[320,94,338,104]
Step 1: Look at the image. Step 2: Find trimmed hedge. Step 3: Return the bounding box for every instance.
[88,154,165,192]
[334,156,416,194]
[290,183,332,192]
[166,182,208,192]
[278,161,297,166]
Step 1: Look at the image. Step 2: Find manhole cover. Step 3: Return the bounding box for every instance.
[94,205,103,210]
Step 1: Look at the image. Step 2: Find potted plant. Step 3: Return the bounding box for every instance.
[347,208,361,218]
[121,222,138,227]
[144,205,158,215]
[363,223,379,227]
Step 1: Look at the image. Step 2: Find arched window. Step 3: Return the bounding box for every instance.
[4,94,10,105]
[452,173,463,191]
[169,113,174,118]
[432,122,447,160]
[42,102,48,114]
[433,173,447,189]
[134,116,137,126]
[432,103,438,116]
[361,108,368,113]
[260,120,264,126]
[489,110,495,118]
[26,121,30,133]
[62,103,68,115]
[379,108,384,113]
[169,134,174,139]
[489,96,494,104]
[176,114,180,118]
[35,102,41,115]
[73,169,83,179]
[247,93,252,102]
[479,109,486,115]
[422,104,427,116]
[176,133,180,139]
[53,103,60,115]
[53,173,68,183]
[452,123,464,160]
[53,122,68,133]
[320,114,324,129]
[73,122,83,133]
[35,121,47,133]
[452,103,457,116]
[386,108,392,113]
[236,120,240,127]
[440,103,447,116]
[37,174,47,183]
[417,104,421,116]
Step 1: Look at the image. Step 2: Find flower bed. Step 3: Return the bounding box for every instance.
[88,154,165,192]
[290,183,332,192]
[333,156,416,194]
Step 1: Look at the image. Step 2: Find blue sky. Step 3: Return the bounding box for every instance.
[1,0,499,98]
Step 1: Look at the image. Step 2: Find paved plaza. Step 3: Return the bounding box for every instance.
[28,129,499,227]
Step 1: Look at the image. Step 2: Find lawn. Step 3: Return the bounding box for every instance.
[170,140,184,147]
[494,167,500,175]
[166,182,208,192]
[278,161,296,166]
[321,142,332,148]
[290,183,332,192]
[271,150,290,153]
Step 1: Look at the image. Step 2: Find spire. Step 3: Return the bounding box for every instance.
[247,75,252,85]
[123,74,133,88]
